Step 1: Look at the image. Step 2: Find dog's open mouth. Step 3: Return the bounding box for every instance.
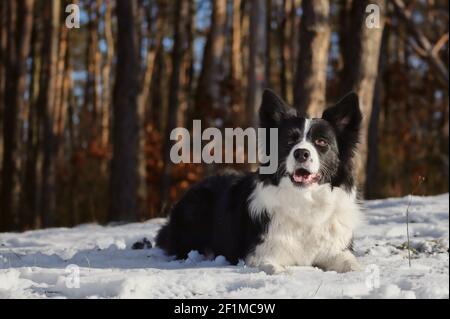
[290,168,320,186]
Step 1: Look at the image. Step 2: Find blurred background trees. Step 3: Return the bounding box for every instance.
[0,0,448,231]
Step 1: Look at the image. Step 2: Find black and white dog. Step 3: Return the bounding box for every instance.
[156,89,363,274]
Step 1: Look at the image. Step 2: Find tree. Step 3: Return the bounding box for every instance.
[160,0,191,212]
[1,0,34,231]
[101,0,114,148]
[137,1,167,215]
[340,0,386,192]
[195,0,227,122]
[294,0,330,117]
[365,27,388,199]
[109,0,140,222]
[246,0,267,127]
[37,0,60,227]
[278,0,295,104]
[0,1,7,168]
[19,1,42,228]
[230,0,244,124]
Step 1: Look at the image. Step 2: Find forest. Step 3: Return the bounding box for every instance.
[0,0,448,231]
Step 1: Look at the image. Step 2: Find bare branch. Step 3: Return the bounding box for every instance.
[432,32,449,56]
[390,0,449,85]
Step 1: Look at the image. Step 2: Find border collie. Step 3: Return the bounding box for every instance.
[156,89,363,274]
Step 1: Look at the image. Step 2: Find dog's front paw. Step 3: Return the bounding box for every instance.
[337,259,362,273]
[258,263,286,275]
[329,251,362,273]
[317,250,362,273]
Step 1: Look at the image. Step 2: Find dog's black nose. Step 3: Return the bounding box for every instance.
[294,148,310,162]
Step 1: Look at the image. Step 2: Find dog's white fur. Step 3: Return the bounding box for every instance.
[247,177,362,274]
[285,119,320,174]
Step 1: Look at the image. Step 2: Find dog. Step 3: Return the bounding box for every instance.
[156,89,363,274]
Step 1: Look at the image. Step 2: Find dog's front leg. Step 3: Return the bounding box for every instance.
[316,250,362,273]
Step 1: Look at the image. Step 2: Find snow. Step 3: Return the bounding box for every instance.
[0,193,448,299]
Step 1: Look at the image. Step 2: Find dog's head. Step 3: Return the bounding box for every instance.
[258,89,362,191]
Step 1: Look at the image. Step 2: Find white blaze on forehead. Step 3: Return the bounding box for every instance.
[303,119,311,142]
[286,119,320,174]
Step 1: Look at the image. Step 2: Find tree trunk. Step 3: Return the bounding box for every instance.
[230,0,244,124]
[137,1,166,216]
[83,1,100,142]
[53,11,69,139]
[101,0,114,148]
[265,0,272,89]
[138,2,165,121]
[294,0,330,117]
[1,0,17,230]
[38,0,60,228]
[0,1,7,168]
[365,27,388,199]
[289,0,299,97]
[93,0,102,138]
[180,0,195,128]
[278,0,294,103]
[67,78,77,226]
[193,0,226,176]
[109,0,140,222]
[246,0,267,127]
[1,0,34,231]
[195,0,227,122]
[19,4,41,229]
[150,48,167,132]
[160,0,190,212]
[340,0,386,193]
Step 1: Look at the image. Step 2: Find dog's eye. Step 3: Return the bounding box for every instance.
[315,138,328,147]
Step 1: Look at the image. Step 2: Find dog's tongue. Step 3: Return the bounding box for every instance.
[293,170,318,184]
[293,173,305,183]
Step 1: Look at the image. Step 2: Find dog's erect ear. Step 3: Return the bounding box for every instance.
[322,92,362,136]
[259,89,296,128]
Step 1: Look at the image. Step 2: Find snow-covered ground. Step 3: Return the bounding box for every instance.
[0,194,448,299]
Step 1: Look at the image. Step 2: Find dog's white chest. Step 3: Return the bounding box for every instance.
[257,213,328,266]
[246,179,361,268]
